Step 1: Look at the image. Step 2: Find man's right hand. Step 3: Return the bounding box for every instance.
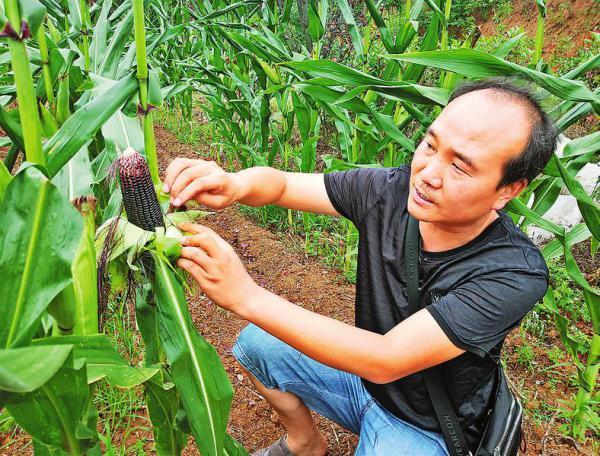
[163,158,241,210]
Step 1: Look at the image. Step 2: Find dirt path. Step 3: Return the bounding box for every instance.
[155,125,593,456]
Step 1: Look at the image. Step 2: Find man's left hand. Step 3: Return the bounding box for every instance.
[176,223,260,316]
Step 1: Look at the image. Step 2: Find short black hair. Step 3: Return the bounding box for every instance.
[448,77,558,189]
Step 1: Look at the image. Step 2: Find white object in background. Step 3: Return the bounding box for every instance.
[525,134,599,246]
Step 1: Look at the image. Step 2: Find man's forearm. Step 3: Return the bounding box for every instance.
[237,286,392,383]
[234,167,287,207]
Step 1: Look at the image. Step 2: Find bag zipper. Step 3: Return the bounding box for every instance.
[493,396,516,455]
[500,400,523,456]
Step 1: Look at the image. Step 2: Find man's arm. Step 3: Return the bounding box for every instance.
[234,167,339,215]
[176,223,465,384]
[239,287,465,383]
[162,158,339,215]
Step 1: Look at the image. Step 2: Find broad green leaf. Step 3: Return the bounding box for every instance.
[145,376,188,456]
[307,0,325,42]
[19,0,46,37]
[563,53,600,80]
[550,154,600,241]
[362,0,394,53]
[390,49,599,102]
[0,160,11,203]
[45,72,139,178]
[89,0,111,73]
[333,0,363,56]
[542,224,591,261]
[153,253,233,456]
[52,145,94,199]
[32,335,159,388]
[284,60,449,105]
[0,104,24,152]
[0,166,82,348]
[0,345,72,393]
[224,434,249,455]
[99,9,133,78]
[2,355,96,454]
[492,33,526,59]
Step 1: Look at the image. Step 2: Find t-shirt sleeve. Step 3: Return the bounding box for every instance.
[427,270,549,358]
[324,167,403,227]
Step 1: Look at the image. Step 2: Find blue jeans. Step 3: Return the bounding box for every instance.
[232,323,449,456]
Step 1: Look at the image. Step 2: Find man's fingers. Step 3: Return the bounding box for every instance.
[163,158,203,192]
[180,246,213,272]
[177,258,208,283]
[174,175,224,207]
[169,166,203,202]
[179,230,223,258]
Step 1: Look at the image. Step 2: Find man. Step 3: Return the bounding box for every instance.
[162,78,557,456]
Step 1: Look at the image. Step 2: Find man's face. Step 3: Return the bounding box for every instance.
[408,90,531,226]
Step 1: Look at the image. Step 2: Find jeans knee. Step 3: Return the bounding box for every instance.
[232,323,284,388]
[233,324,275,365]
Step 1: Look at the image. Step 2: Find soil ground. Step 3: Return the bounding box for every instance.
[478,0,599,60]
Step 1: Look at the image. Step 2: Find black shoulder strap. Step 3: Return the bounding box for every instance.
[405,215,472,456]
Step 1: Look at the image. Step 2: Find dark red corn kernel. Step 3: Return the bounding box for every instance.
[117,147,164,231]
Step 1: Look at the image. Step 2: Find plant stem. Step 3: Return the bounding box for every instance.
[534,8,545,65]
[571,333,599,438]
[37,19,55,113]
[79,0,90,73]
[133,0,159,185]
[4,0,45,166]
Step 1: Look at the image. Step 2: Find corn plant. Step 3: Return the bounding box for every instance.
[0,0,247,454]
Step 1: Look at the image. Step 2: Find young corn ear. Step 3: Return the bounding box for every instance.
[118,147,164,231]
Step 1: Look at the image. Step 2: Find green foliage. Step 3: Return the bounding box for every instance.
[0,0,598,451]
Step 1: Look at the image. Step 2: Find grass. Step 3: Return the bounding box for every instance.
[95,292,152,453]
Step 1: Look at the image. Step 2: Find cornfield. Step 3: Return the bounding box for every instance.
[0,0,598,454]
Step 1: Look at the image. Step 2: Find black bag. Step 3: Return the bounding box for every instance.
[404,215,523,456]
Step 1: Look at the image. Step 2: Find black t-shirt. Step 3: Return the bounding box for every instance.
[324,165,549,449]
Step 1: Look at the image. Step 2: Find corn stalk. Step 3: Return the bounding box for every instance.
[3,0,44,165]
[133,0,160,185]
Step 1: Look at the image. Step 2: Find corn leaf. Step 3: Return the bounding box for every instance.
[0,104,24,152]
[45,72,139,178]
[550,154,600,241]
[542,224,591,261]
[0,166,82,348]
[89,0,112,73]
[2,355,97,454]
[333,0,363,57]
[284,60,449,105]
[390,49,599,102]
[224,434,249,455]
[32,335,159,388]
[153,253,233,456]
[362,0,395,53]
[145,376,189,456]
[0,161,11,203]
[0,345,72,393]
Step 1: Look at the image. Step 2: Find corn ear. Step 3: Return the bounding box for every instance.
[118,147,165,232]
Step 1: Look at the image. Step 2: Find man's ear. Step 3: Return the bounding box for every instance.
[493,179,528,211]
